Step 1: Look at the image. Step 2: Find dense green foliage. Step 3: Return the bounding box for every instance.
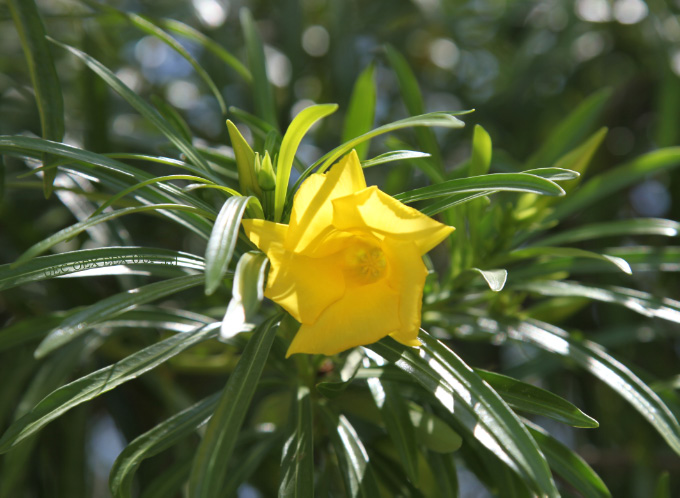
[1,0,679,496]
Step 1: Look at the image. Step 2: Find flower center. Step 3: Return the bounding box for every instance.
[342,241,387,285]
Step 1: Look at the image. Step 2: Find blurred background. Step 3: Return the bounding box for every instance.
[1,0,679,496]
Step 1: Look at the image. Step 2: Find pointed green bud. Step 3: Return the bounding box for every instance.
[226,120,262,197]
[258,151,276,191]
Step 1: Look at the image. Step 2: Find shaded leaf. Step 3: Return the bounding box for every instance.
[279,385,314,498]
[8,0,64,196]
[188,317,279,498]
[342,64,376,161]
[0,323,220,453]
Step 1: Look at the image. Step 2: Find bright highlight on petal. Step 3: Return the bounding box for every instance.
[242,150,453,356]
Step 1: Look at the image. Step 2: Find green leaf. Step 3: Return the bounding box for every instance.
[533,218,680,247]
[160,18,251,82]
[0,247,204,291]
[83,1,227,114]
[471,268,507,291]
[548,147,680,221]
[408,402,462,453]
[394,173,564,204]
[385,45,442,170]
[317,112,466,175]
[13,204,211,268]
[140,461,192,498]
[240,8,278,129]
[226,119,260,198]
[420,191,493,216]
[522,168,580,181]
[470,125,492,176]
[367,378,420,484]
[48,37,213,174]
[516,280,680,324]
[508,247,632,274]
[319,405,381,498]
[0,323,219,453]
[525,422,610,498]
[274,104,338,222]
[342,64,376,161]
[654,472,671,498]
[35,274,204,358]
[367,331,559,498]
[221,251,268,339]
[458,315,680,456]
[8,0,64,196]
[204,196,253,295]
[361,150,430,169]
[188,317,279,498]
[526,88,611,170]
[475,370,598,428]
[109,393,220,498]
[279,385,314,498]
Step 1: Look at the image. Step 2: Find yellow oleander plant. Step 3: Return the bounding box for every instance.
[1,1,680,497]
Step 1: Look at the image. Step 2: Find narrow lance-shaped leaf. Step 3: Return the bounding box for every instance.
[279,385,314,498]
[475,369,598,428]
[240,8,277,129]
[342,64,376,161]
[525,422,611,498]
[0,247,204,291]
[548,147,680,222]
[13,204,212,268]
[385,45,442,170]
[367,331,559,497]
[394,172,565,204]
[457,315,680,456]
[48,38,213,174]
[8,0,64,196]
[274,104,338,222]
[220,251,268,340]
[0,323,220,453]
[366,367,420,484]
[531,218,680,247]
[82,0,227,114]
[109,393,220,498]
[204,196,253,295]
[318,405,382,498]
[507,247,632,275]
[516,280,680,324]
[161,18,251,82]
[362,150,430,169]
[36,274,205,358]
[525,88,611,170]
[188,316,279,498]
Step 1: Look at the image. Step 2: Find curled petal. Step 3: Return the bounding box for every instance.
[383,239,427,347]
[332,186,454,254]
[243,219,345,324]
[286,281,400,357]
[286,150,366,255]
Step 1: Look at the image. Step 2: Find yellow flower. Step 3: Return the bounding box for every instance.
[242,150,454,357]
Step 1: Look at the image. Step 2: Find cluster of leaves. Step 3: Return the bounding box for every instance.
[1,0,679,497]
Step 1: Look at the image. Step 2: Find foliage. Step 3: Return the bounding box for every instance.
[1,0,679,497]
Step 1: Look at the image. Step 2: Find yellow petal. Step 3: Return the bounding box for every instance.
[286,150,366,255]
[264,245,346,324]
[332,186,454,254]
[242,218,288,251]
[383,239,427,347]
[243,219,345,324]
[286,281,400,356]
